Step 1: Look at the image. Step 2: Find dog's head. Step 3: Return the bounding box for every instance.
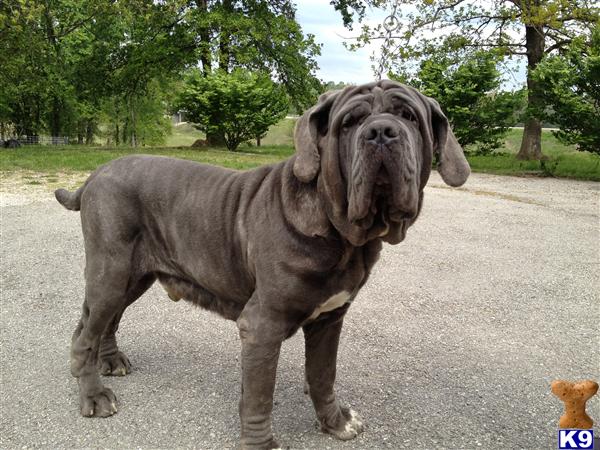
[293,80,470,246]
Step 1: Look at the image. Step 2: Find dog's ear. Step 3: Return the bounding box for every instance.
[429,99,470,187]
[293,90,339,183]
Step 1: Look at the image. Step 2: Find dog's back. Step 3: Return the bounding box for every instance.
[55,155,279,304]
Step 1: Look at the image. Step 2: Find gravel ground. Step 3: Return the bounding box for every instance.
[1,171,599,449]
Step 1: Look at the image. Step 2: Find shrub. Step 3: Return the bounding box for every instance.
[177,69,289,151]
[392,51,524,154]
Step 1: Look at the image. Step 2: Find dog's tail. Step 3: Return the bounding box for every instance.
[54,187,83,211]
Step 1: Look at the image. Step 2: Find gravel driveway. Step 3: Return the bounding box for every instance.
[1,171,598,449]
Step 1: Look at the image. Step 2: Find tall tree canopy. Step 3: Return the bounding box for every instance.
[190,0,321,108]
[0,0,321,144]
[533,25,600,154]
[331,0,599,160]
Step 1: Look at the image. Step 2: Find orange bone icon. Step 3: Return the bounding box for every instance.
[551,380,598,429]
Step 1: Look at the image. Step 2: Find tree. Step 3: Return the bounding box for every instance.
[177,69,289,151]
[322,81,352,92]
[0,0,52,137]
[0,0,320,145]
[189,1,322,110]
[331,0,599,160]
[532,26,600,154]
[392,51,525,153]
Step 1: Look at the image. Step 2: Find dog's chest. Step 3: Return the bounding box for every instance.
[304,241,381,321]
[308,291,352,320]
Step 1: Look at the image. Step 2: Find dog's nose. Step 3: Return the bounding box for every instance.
[364,123,400,146]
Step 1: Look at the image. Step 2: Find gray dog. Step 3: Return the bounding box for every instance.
[56,80,469,449]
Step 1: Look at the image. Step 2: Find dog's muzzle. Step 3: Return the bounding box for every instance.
[348,119,419,228]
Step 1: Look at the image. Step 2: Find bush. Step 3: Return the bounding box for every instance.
[177,69,289,151]
[391,51,524,154]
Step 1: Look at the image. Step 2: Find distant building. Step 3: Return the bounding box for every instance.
[172,111,187,125]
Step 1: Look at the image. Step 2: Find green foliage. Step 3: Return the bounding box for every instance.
[334,1,599,159]
[177,70,289,151]
[0,0,186,144]
[0,0,319,144]
[322,81,352,92]
[335,1,599,69]
[532,26,600,154]
[392,52,525,154]
[99,80,173,147]
[196,1,322,109]
[330,0,386,29]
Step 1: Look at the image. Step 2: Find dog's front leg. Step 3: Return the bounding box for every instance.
[303,305,364,441]
[237,296,287,450]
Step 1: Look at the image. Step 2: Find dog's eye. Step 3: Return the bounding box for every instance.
[401,108,417,123]
[341,113,355,129]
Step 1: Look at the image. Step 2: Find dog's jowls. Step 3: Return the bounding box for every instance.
[56,80,469,450]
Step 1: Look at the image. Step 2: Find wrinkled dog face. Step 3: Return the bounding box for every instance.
[337,86,426,236]
[294,80,470,246]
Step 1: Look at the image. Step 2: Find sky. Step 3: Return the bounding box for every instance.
[295,0,386,84]
[294,0,527,89]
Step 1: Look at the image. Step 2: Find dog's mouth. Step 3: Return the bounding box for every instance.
[349,165,418,233]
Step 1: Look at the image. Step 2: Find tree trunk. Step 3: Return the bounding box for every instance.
[517,21,545,160]
[207,131,226,146]
[218,0,233,73]
[128,94,137,147]
[77,120,84,144]
[51,97,61,142]
[198,0,212,75]
[85,121,94,144]
[256,135,261,146]
[43,2,62,142]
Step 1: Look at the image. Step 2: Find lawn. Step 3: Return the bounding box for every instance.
[0,145,294,173]
[1,121,599,187]
[466,128,600,181]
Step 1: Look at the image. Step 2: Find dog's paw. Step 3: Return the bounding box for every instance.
[240,438,281,450]
[321,407,364,441]
[80,387,118,418]
[100,351,131,376]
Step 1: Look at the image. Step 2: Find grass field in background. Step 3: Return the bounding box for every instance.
[0,145,294,172]
[467,128,600,181]
[165,122,204,147]
[1,120,599,183]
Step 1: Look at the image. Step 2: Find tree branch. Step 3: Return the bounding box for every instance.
[546,39,573,53]
[432,0,469,23]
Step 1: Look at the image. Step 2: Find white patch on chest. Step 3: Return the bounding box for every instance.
[308,291,351,320]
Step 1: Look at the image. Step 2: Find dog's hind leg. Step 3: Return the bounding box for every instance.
[99,273,156,376]
[70,242,139,418]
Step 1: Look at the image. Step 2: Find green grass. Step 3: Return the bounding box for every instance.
[260,117,295,146]
[465,129,600,181]
[1,122,598,183]
[165,122,204,147]
[0,145,294,173]
[1,120,296,174]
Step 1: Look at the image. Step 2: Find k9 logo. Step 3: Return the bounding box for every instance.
[558,429,594,449]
